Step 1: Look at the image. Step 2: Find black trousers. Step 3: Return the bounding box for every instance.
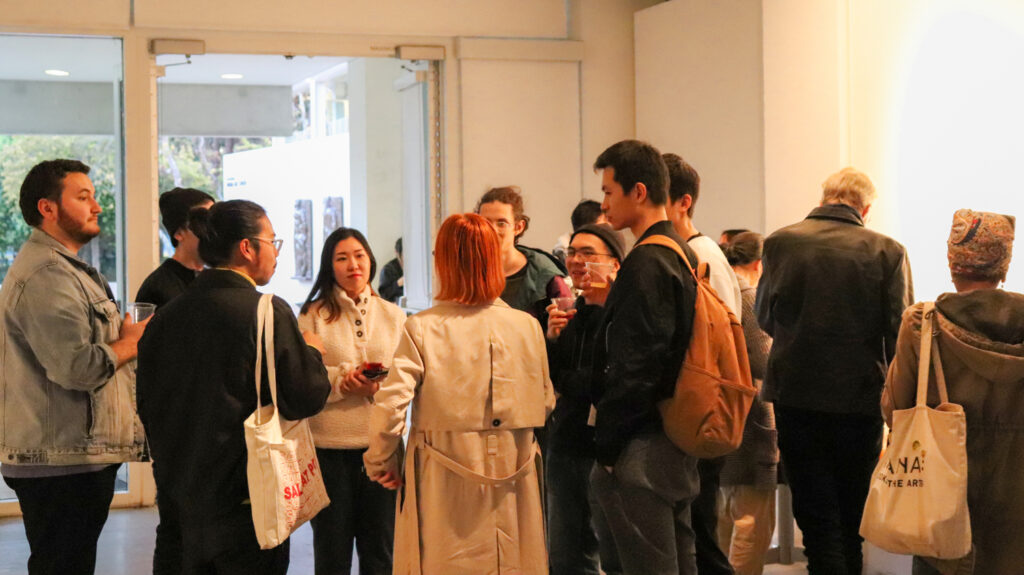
[185,536,289,575]
[775,405,882,575]
[3,464,119,575]
[547,450,622,575]
[310,447,396,575]
[692,457,734,575]
[152,459,183,575]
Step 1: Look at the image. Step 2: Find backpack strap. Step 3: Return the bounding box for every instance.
[637,234,702,282]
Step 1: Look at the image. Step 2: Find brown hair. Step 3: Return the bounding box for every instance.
[435,213,506,305]
[475,186,530,239]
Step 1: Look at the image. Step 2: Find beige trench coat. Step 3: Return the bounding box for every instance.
[365,300,556,575]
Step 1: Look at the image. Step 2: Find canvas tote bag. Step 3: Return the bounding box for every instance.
[860,302,971,559]
[244,293,330,549]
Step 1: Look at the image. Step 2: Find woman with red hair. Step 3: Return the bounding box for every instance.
[364,213,555,574]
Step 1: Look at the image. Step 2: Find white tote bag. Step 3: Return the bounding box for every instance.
[860,302,971,559]
[244,293,330,549]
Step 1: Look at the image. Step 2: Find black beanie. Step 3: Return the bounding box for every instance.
[572,223,627,262]
[160,187,215,246]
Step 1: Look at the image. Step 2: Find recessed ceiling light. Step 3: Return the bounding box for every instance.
[45,69,70,77]
[221,73,243,80]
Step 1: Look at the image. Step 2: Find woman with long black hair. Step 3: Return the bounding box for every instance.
[298,227,405,575]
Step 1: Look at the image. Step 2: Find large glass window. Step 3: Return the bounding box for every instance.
[156,53,432,309]
[0,34,128,504]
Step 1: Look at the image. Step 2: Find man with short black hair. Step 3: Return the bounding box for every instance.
[757,167,913,575]
[136,187,215,308]
[1,159,148,575]
[135,186,214,575]
[589,140,701,575]
[378,237,404,304]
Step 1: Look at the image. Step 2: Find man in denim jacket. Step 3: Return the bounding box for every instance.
[0,159,148,575]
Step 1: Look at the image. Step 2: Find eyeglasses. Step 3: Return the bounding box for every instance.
[566,247,613,259]
[251,237,283,251]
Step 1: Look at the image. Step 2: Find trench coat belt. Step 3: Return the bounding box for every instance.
[397,431,544,574]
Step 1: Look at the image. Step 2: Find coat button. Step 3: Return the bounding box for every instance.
[360,309,366,315]
[355,319,362,326]
[356,331,364,337]
[492,419,501,427]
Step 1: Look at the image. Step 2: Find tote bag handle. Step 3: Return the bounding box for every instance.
[916,302,950,407]
[254,293,279,425]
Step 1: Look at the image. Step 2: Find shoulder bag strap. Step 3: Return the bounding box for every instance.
[637,234,699,282]
[254,293,279,425]
[916,302,950,406]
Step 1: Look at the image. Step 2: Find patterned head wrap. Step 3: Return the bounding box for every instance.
[947,209,1015,280]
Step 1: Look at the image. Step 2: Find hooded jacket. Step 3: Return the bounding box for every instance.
[882,289,1024,574]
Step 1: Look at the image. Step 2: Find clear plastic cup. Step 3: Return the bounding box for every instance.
[584,262,616,289]
[551,297,576,312]
[127,302,156,323]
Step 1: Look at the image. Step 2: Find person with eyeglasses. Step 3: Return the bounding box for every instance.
[136,200,330,574]
[475,186,571,324]
[543,222,627,575]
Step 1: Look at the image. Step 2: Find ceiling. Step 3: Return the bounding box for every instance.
[0,35,349,86]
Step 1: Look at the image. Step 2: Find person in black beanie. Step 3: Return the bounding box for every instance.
[136,187,215,309]
[545,222,626,575]
[134,186,213,575]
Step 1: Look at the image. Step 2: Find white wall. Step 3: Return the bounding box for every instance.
[635,0,765,237]
[458,57,583,252]
[765,0,1024,301]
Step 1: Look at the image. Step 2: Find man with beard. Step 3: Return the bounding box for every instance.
[0,159,148,575]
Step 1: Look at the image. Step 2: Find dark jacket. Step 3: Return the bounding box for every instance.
[546,298,605,458]
[882,290,1024,575]
[592,220,698,467]
[378,257,403,304]
[756,204,913,416]
[721,280,778,488]
[136,269,330,559]
[135,258,198,308]
[502,245,570,320]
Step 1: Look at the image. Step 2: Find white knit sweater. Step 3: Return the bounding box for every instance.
[297,285,406,449]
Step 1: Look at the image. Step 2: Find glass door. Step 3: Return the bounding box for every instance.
[155,52,434,310]
[0,33,141,517]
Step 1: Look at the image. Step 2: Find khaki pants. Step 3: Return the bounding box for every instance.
[717,485,776,575]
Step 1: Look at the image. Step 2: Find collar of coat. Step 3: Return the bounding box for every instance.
[806,203,864,227]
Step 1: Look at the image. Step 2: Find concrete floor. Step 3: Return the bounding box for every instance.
[0,506,809,574]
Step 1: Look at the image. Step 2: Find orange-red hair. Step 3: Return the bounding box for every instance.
[435,213,506,305]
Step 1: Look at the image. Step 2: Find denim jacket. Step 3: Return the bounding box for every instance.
[0,229,146,466]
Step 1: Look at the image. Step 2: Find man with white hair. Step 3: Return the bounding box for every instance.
[755,168,913,575]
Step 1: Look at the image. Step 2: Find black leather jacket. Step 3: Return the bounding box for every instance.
[756,204,914,416]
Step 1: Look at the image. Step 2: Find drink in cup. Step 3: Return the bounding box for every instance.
[551,297,576,312]
[584,262,616,289]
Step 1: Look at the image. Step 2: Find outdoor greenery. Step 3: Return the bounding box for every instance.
[0,135,272,283]
[0,135,118,281]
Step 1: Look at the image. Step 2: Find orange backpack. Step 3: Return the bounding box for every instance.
[637,235,756,459]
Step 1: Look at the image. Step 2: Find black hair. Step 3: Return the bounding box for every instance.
[188,199,267,267]
[160,187,216,247]
[300,227,378,322]
[570,199,604,231]
[663,153,701,216]
[593,140,668,206]
[19,159,91,227]
[720,228,750,243]
[721,231,764,267]
[395,237,403,255]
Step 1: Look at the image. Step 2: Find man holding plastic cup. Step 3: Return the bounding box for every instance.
[544,222,627,575]
[0,160,149,575]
